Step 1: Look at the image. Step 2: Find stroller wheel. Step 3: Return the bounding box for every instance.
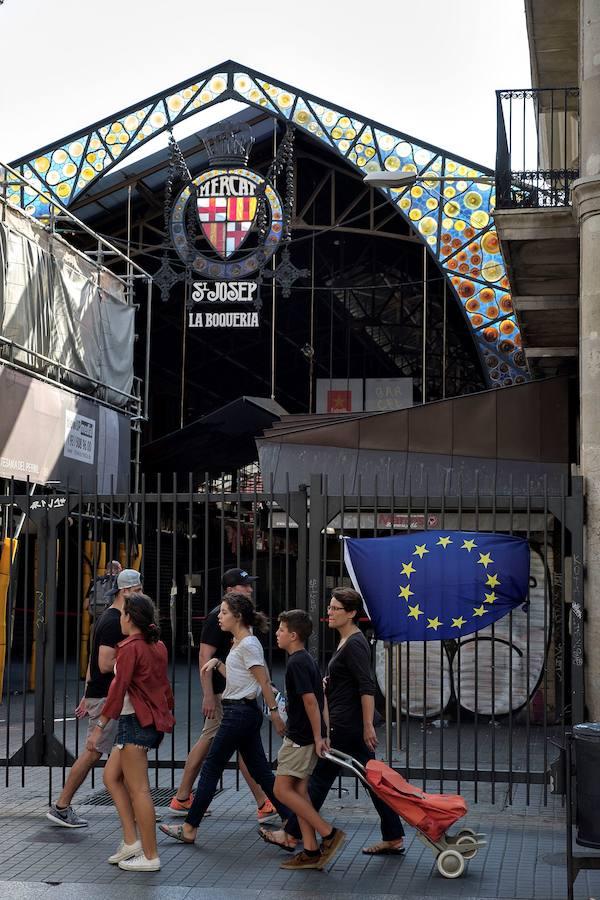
[436,849,466,879]
[455,834,478,859]
[456,827,477,839]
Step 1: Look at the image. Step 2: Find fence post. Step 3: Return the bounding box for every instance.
[307,475,325,661]
[567,476,585,724]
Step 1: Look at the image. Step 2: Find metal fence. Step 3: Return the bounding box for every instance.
[495,87,580,209]
[0,473,584,806]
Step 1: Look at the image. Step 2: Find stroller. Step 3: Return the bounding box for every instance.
[325,749,486,879]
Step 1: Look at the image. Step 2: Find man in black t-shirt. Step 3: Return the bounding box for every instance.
[169,569,278,823]
[46,569,142,829]
[271,610,346,870]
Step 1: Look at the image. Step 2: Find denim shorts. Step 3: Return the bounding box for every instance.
[117,714,163,751]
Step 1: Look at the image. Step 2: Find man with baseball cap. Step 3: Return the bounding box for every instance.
[169,568,278,824]
[47,569,142,828]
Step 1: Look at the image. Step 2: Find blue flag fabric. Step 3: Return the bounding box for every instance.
[344,530,529,643]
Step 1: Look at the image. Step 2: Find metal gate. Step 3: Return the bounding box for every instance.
[0,473,584,805]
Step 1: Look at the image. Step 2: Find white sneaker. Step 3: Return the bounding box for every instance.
[118,852,161,872]
[108,839,142,864]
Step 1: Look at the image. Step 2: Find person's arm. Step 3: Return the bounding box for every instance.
[97,645,117,674]
[199,642,218,718]
[75,661,92,718]
[302,692,329,757]
[360,694,378,751]
[85,644,135,751]
[249,664,285,736]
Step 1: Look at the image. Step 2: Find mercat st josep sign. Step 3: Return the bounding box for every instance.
[169,126,284,329]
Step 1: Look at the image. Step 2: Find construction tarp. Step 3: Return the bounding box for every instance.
[0,203,134,406]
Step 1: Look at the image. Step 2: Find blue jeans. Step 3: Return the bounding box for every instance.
[186,701,291,828]
[284,725,405,842]
[117,714,163,750]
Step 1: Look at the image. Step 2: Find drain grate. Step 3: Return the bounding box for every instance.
[80,785,223,806]
[81,786,176,807]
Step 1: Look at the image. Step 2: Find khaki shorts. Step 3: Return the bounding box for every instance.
[85,697,118,756]
[276,737,318,779]
[199,694,223,742]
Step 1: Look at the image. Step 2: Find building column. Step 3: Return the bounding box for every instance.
[572,0,600,720]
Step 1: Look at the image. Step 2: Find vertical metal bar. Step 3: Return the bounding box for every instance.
[508,475,514,803]
[74,482,83,763]
[439,484,446,792]
[543,474,549,806]
[405,475,411,779]
[560,477,566,735]
[171,473,178,789]
[204,472,210,619]
[442,280,447,400]
[307,475,324,662]
[385,642,393,766]
[525,476,531,804]
[422,473,429,790]
[422,245,427,404]
[21,487,32,784]
[456,472,462,795]
[268,472,275,763]
[285,472,290,607]
[61,498,69,784]
[155,474,162,790]
[187,473,193,759]
[474,472,479,803]
[491,474,497,803]
[569,477,585,724]
[144,279,152,418]
[4,482,15,780]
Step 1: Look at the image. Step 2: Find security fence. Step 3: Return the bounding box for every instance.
[0,473,584,805]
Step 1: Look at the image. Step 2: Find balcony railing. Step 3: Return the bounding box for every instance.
[495,87,579,209]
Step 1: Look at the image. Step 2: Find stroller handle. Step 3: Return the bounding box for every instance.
[324,748,369,785]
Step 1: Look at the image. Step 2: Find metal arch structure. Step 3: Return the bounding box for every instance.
[6,60,528,388]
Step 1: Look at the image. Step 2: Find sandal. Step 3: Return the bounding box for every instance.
[362,839,405,856]
[257,826,297,853]
[158,823,196,844]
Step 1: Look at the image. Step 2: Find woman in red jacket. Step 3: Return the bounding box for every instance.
[86,592,174,873]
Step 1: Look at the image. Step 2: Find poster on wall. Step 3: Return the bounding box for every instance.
[0,365,130,492]
[316,379,364,414]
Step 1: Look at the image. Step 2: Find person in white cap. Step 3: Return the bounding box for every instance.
[46,569,142,828]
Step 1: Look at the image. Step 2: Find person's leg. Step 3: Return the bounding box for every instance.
[173,734,212,801]
[267,754,339,844]
[120,745,158,860]
[180,706,245,836]
[103,747,138,846]
[274,775,331,850]
[238,754,268,807]
[55,748,101,807]
[337,731,404,845]
[236,710,290,821]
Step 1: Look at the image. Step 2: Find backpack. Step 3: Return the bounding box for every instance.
[88,573,117,616]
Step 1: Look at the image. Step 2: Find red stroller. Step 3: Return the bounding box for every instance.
[325,749,486,879]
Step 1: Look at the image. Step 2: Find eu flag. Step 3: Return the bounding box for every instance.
[344,531,529,642]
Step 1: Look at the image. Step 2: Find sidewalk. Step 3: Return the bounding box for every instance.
[1,766,599,899]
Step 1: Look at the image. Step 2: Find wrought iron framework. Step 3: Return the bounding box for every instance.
[6,61,528,388]
[495,87,580,209]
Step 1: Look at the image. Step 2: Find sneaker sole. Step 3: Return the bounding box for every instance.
[168,808,192,816]
[108,850,141,865]
[46,811,88,828]
[118,861,161,871]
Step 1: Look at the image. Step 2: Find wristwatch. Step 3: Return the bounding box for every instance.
[269,705,278,712]
[97,720,106,730]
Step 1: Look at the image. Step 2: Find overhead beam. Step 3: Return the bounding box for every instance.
[525,346,578,358]
[513,295,578,310]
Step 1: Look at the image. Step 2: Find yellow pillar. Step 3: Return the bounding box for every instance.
[119,542,142,572]
[0,538,18,697]
[79,542,106,678]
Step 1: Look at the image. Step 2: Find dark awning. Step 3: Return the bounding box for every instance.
[143,396,287,475]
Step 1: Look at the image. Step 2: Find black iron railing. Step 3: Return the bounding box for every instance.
[496,88,579,209]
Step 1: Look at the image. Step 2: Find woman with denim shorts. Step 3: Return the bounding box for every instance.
[159,592,291,846]
[87,592,174,872]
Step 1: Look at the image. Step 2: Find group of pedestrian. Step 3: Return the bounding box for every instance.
[46,568,406,873]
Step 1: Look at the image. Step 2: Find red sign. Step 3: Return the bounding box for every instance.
[327,390,352,412]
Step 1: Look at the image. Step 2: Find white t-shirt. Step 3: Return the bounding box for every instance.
[222,635,265,701]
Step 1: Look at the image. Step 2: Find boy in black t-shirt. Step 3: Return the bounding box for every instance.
[273,610,346,870]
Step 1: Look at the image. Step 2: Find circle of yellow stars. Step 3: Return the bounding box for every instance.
[397,536,502,631]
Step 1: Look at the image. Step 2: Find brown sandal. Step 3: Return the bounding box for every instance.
[362,839,405,855]
[258,826,297,853]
